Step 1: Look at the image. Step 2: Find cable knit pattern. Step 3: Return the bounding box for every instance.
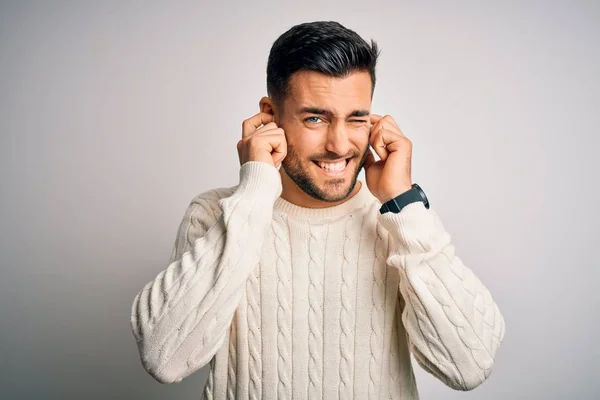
[130,162,281,385]
[369,222,387,399]
[182,186,258,377]
[338,214,361,399]
[403,281,458,378]
[202,357,216,400]
[306,223,324,400]
[227,320,237,400]
[408,257,503,379]
[133,212,225,339]
[131,173,505,398]
[273,213,292,399]
[388,306,401,399]
[138,216,229,372]
[167,188,228,266]
[380,202,506,390]
[246,264,262,400]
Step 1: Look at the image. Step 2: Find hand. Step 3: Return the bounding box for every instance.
[364,114,413,203]
[237,112,287,168]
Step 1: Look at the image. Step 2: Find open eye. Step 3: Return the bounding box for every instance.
[305,116,323,124]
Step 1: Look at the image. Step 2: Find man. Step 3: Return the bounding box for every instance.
[130,21,505,399]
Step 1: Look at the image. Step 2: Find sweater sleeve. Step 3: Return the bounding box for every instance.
[130,161,282,384]
[378,202,506,391]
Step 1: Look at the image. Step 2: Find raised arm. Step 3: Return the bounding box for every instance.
[130,161,281,383]
[378,202,506,391]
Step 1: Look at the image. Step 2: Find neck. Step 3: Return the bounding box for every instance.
[279,167,363,209]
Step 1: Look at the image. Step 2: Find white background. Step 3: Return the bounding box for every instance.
[1,1,598,398]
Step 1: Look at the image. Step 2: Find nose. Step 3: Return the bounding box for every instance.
[324,122,352,157]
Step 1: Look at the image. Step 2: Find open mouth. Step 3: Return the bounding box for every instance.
[312,158,351,176]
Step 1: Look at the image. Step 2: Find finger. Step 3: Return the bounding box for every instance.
[371,114,404,138]
[370,127,390,161]
[273,153,286,168]
[242,112,274,139]
[382,115,405,137]
[255,122,279,134]
[384,140,403,153]
[370,113,383,128]
[369,113,389,144]
[255,131,287,162]
[271,141,287,166]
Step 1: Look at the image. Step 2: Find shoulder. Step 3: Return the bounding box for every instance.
[190,186,237,206]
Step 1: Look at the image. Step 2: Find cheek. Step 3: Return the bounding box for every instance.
[288,136,321,158]
[351,130,370,151]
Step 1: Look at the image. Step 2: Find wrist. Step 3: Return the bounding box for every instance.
[379,185,413,204]
[379,183,429,214]
[237,161,282,199]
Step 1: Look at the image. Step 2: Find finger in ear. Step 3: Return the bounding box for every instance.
[370,127,389,161]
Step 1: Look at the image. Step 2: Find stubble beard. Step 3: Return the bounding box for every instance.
[281,143,370,203]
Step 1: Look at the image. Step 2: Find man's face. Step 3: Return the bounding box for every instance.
[276,70,372,203]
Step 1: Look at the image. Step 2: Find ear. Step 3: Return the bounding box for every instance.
[259,96,274,114]
[259,96,280,124]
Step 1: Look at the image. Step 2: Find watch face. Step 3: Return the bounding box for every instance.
[415,184,429,208]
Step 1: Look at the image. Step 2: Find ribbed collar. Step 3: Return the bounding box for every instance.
[273,180,376,221]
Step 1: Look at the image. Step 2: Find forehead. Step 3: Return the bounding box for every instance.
[286,70,372,114]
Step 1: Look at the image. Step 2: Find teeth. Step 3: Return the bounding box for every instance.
[317,160,346,171]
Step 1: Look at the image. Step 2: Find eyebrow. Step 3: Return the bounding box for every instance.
[297,106,370,118]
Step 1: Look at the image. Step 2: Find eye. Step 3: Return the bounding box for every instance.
[305,116,322,124]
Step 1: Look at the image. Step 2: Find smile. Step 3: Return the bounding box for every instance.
[312,158,351,177]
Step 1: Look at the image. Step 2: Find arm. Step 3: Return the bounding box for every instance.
[130,161,281,384]
[378,202,506,391]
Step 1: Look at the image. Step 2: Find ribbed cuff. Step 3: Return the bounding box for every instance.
[232,161,283,203]
[377,201,438,253]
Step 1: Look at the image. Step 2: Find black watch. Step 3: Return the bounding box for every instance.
[379,183,430,214]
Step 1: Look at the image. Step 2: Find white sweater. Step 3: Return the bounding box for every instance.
[130,161,505,399]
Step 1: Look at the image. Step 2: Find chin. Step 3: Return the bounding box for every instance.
[309,160,359,202]
[283,155,360,203]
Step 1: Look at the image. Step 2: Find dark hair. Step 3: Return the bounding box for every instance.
[266,21,381,112]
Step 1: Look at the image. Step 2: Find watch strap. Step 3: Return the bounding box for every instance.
[379,184,428,214]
